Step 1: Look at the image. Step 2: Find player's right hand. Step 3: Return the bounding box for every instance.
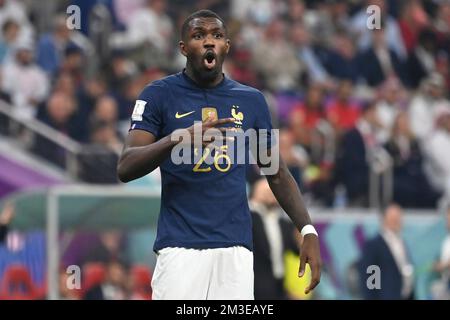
[185,114,236,147]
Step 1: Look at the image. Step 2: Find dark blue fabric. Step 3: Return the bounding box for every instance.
[130,72,274,252]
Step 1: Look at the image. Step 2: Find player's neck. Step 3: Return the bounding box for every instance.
[184,65,224,88]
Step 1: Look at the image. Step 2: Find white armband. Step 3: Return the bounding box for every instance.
[301,224,318,237]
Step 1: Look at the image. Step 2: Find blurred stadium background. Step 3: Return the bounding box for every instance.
[0,0,449,300]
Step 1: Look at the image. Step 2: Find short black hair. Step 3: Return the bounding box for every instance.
[181,10,227,40]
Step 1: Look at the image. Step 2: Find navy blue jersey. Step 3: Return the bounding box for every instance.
[129,71,273,252]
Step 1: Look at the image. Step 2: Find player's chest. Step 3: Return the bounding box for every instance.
[162,92,252,132]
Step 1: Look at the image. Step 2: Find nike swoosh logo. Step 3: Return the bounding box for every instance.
[175,111,195,119]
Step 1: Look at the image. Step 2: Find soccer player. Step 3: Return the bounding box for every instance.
[117,9,321,300]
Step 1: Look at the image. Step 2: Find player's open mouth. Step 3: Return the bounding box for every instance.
[203,51,216,70]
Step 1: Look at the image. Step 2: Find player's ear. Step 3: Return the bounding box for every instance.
[179,40,187,57]
[225,39,231,54]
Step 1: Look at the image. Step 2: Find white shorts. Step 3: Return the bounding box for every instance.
[151,246,254,300]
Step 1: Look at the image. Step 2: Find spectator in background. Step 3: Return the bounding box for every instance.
[36,15,78,77]
[335,101,382,207]
[301,0,350,46]
[327,0,351,34]
[90,122,122,155]
[60,46,85,86]
[78,120,121,184]
[112,0,145,28]
[0,19,20,64]
[409,72,448,141]
[325,32,359,84]
[77,75,108,116]
[85,97,122,175]
[289,84,326,150]
[227,48,259,88]
[349,0,406,61]
[359,204,415,300]
[0,0,34,45]
[375,77,406,143]
[250,179,299,300]
[230,2,266,50]
[326,80,361,137]
[34,92,77,167]
[113,73,147,129]
[55,72,77,98]
[432,0,450,52]
[90,96,120,133]
[397,0,429,55]
[406,29,439,89]
[279,128,308,189]
[231,0,282,28]
[1,41,49,119]
[431,206,450,300]
[39,91,77,136]
[84,261,129,300]
[39,72,79,124]
[384,112,441,208]
[252,18,302,92]
[435,52,450,95]
[82,230,128,266]
[285,0,307,26]
[110,0,174,69]
[0,202,15,244]
[59,269,81,300]
[357,26,407,87]
[73,75,109,140]
[290,22,331,88]
[128,265,152,300]
[424,105,450,197]
[289,84,334,204]
[105,50,138,94]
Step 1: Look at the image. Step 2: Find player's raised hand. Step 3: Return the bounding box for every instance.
[183,113,235,147]
[298,233,322,295]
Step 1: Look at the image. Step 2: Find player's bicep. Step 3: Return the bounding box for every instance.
[124,129,157,149]
[129,83,165,138]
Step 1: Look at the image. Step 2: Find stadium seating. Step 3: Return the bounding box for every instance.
[129,264,152,300]
[80,262,106,298]
[0,264,43,300]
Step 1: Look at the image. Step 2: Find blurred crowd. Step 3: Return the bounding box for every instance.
[250,179,450,300]
[1,204,153,300]
[58,230,153,300]
[0,0,450,208]
[2,0,450,301]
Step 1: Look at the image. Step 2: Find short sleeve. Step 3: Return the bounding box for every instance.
[129,82,165,138]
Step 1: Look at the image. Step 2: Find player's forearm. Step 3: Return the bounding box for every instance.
[266,161,312,231]
[117,135,177,183]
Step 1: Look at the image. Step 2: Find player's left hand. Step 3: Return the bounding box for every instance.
[298,233,322,295]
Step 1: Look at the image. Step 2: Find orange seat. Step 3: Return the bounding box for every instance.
[81,263,106,296]
[129,265,152,300]
[0,264,40,300]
